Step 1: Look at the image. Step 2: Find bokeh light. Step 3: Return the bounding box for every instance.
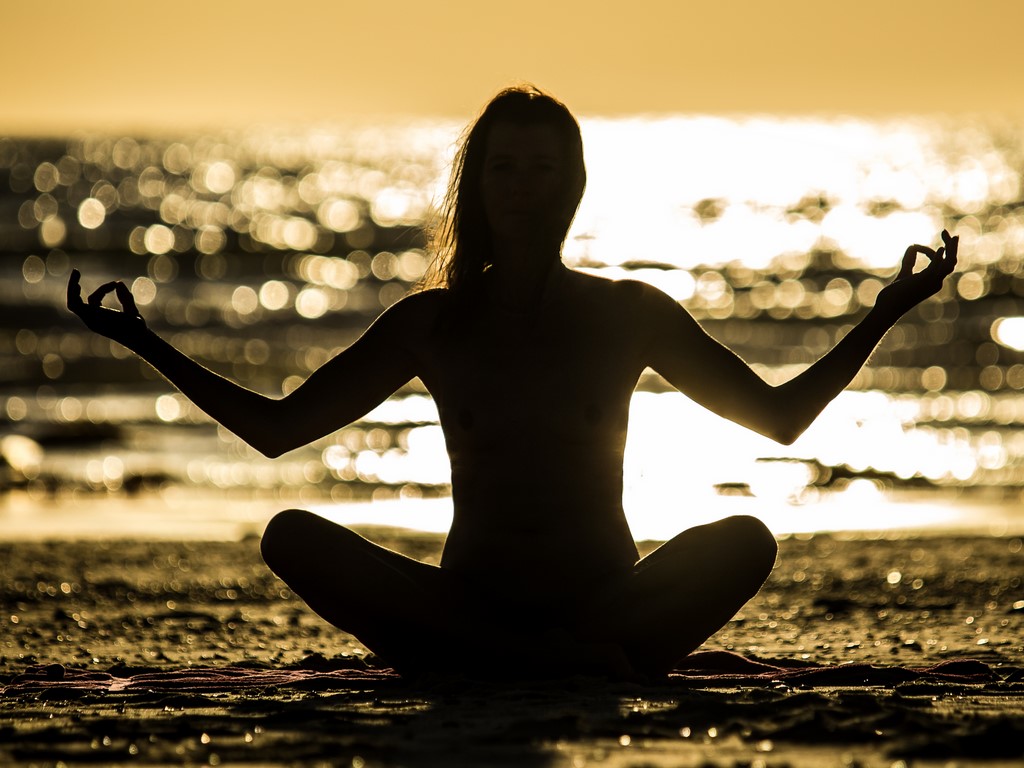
[4,114,1024,537]
[992,317,1024,351]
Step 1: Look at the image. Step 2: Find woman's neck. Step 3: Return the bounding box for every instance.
[489,243,562,309]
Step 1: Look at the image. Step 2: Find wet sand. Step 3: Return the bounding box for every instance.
[1,529,1023,767]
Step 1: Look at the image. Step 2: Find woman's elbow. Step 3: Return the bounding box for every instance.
[770,417,813,446]
[745,421,798,446]
[250,400,306,458]
[758,416,803,446]
[252,427,304,459]
[238,433,288,459]
[761,391,810,445]
[772,429,800,446]
[240,418,298,458]
[257,442,286,460]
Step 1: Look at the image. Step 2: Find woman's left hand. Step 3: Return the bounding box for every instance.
[874,229,958,319]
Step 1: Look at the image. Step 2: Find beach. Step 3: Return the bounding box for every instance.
[1,526,1022,767]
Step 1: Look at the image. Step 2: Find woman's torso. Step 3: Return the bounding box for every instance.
[413,267,654,598]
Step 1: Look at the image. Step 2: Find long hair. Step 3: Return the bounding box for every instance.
[424,85,586,308]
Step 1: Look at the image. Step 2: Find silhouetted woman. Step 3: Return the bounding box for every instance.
[69,86,958,679]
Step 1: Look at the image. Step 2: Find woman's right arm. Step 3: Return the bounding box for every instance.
[67,270,425,458]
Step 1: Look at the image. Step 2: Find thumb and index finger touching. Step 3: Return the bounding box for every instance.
[114,280,143,319]
[67,269,144,321]
[897,229,959,280]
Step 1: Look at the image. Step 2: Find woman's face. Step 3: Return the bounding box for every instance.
[480,121,569,246]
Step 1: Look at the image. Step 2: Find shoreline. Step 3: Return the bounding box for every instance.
[1,532,1022,766]
[1,486,1022,543]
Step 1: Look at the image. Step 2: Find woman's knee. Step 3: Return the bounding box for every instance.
[721,514,778,576]
[261,510,374,576]
[260,508,321,569]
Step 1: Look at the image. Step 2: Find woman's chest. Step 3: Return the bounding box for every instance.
[419,316,643,442]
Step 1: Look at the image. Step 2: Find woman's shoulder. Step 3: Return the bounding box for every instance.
[398,286,450,308]
[565,269,692,344]
[568,268,671,309]
[366,287,450,338]
[385,286,450,315]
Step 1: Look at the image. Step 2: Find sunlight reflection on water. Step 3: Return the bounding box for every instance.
[2,114,1024,538]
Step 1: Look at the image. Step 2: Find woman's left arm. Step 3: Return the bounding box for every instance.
[644,230,958,444]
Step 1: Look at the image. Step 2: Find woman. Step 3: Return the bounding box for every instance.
[68,86,958,679]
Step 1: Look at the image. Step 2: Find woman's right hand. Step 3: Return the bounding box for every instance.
[67,269,149,348]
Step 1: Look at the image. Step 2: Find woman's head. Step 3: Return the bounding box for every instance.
[429,85,586,298]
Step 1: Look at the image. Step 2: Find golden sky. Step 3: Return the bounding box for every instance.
[4,0,1022,134]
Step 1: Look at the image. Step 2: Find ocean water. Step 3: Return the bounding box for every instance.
[1,115,1023,540]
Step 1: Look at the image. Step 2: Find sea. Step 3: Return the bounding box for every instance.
[1,114,1023,540]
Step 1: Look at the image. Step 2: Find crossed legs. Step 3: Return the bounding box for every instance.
[575,514,778,676]
[260,509,465,671]
[260,510,777,678]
